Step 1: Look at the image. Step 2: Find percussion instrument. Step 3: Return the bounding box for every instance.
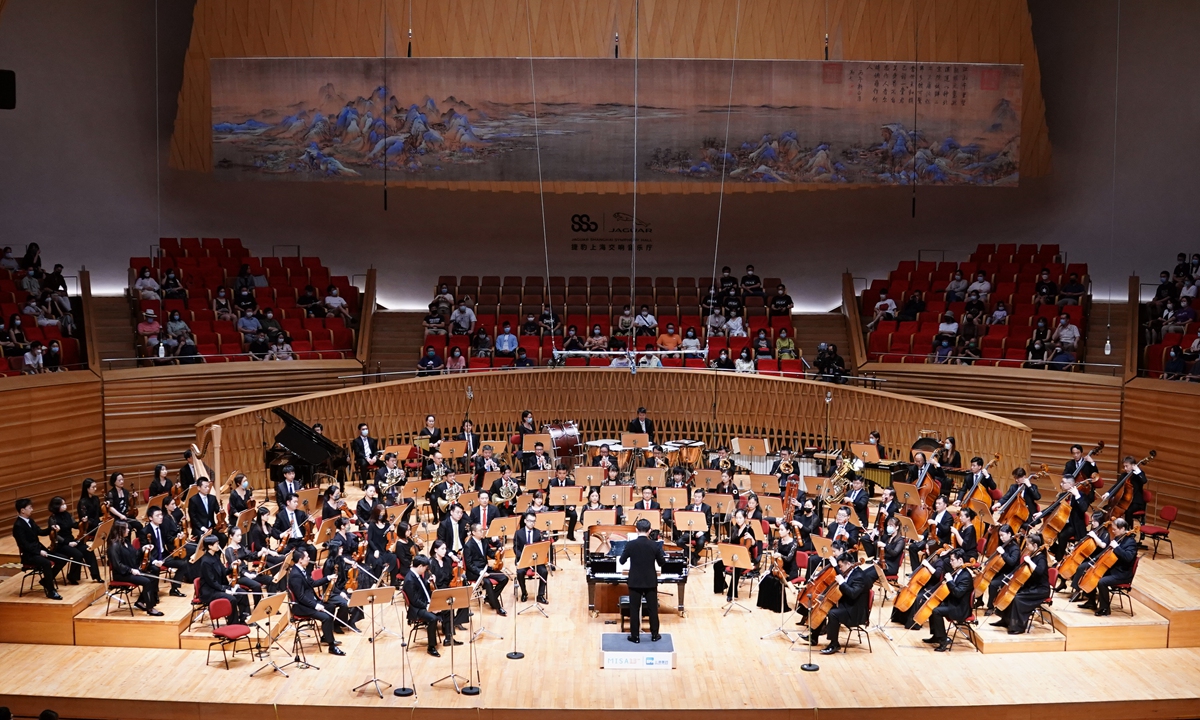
[586,439,622,462]
[544,421,583,468]
[671,439,706,467]
[661,442,682,468]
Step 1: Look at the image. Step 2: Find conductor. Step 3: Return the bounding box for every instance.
[619,518,665,644]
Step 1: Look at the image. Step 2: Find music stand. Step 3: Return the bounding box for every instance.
[716,543,754,615]
[657,488,687,513]
[620,432,650,451]
[245,591,285,665]
[146,493,169,518]
[513,494,533,514]
[892,481,920,508]
[525,470,551,492]
[485,516,519,541]
[349,585,396,697]
[635,468,666,487]
[429,586,474,694]
[509,540,552,656]
[251,605,298,677]
[481,471,503,492]
[838,505,864,529]
[693,469,722,491]
[549,485,583,508]
[760,496,784,521]
[442,440,468,466]
[969,499,997,526]
[866,559,897,644]
[732,437,769,455]
[314,518,338,546]
[850,442,882,464]
[602,485,632,508]
[896,515,922,543]
[522,433,554,452]
[236,509,256,536]
[536,511,567,566]
[625,509,661,531]
[707,493,735,541]
[577,467,604,488]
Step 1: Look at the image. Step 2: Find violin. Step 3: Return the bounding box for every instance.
[140,543,154,571]
[1101,451,1155,524]
[451,556,465,587]
[490,539,506,572]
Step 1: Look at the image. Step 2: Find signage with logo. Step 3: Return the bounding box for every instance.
[569,211,653,253]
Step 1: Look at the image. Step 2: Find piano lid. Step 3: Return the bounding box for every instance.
[271,407,347,468]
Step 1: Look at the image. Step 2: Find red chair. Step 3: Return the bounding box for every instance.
[207,597,252,669]
[1140,505,1176,559]
[1109,556,1140,616]
[106,579,139,617]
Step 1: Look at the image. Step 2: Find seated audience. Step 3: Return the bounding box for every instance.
[234,287,257,314]
[897,290,925,322]
[248,330,271,360]
[520,313,540,336]
[705,310,727,337]
[584,324,607,351]
[514,347,536,368]
[495,323,518,357]
[866,289,897,330]
[259,308,282,338]
[418,346,445,375]
[657,324,681,355]
[472,327,493,357]
[0,246,17,270]
[1033,269,1058,307]
[734,347,756,373]
[539,305,561,336]
[638,344,663,368]
[1162,345,1187,380]
[1058,273,1087,307]
[967,272,992,300]
[297,284,324,317]
[769,284,794,318]
[165,311,190,348]
[160,269,186,300]
[134,267,160,300]
[213,288,237,322]
[323,285,353,322]
[930,338,954,364]
[237,307,261,342]
[423,306,448,335]
[775,328,798,359]
[21,340,46,374]
[937,312,959,344]
[563,325,585,352]
[956,339,981,365]
[752,330,773,359]
[1052,313,1081,350]
[945,270,968,303]
[741,265,764,296]
[988,301,1009,326]
[634,305,658,336]
[2,314,29,357]
[433,284,455,317]
[445,347,466,372]
[725,309,746,337]
[711,348,735,370]
[1047,343,1076,371]
[681,327,703,358]
[616,305,635,336]
[266,334,294,361]
[450,300,477,335]
[44,339,67,372]
[1025,340,1048,369]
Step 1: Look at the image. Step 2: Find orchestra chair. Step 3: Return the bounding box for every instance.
[1129,489,1150,532]
[400,588,435,650]
[1140,505,1176,559]
[187,578,209,629]
[1030,568,1057,631]
[285,586,323,658]
[17,563,47,598]
[1108,556,1140,617]
[206,597,252,670]
[947,596,980,652]
[839,589,874,653]
[106,579,139,617]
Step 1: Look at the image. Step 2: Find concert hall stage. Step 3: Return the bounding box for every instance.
[3,545,1200,719]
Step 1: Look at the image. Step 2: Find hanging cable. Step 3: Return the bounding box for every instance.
[525,0,554,350]
[1105,0,1122,354]
[154,0,161,240]
[911,1,918,218]
[383,0,389,210]
[629,0,640,307]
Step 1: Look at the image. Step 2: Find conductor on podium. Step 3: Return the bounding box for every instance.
[620,518,665,644]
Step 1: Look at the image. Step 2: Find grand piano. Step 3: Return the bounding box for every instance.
[264,408,350,487]
[584,525,689,617]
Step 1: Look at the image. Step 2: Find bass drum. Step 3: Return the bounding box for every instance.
[544,421,583,469]
[910,437,941,460]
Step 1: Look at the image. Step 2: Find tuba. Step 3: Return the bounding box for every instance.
[824,452,855,504]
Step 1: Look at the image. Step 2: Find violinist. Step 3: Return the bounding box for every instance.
[1043,476,1089,562]
[957,457,997,504]
[356,484,380,526]
[321,484,344,521]
[924,548,973,652]
[985,524,1021,613]
[271,493,316,561]
[715,509,755,601]
[909,496,953,570]
[547,464,579,540]
[757,524,797,612]
[877,515,906,578]
[222,526,264,605]
[437,504,468,556]
[13,498,63,599]
[321,537,362,633]
[366,504,400,587]
[403,555,443,656]
[106,472,142,532]
[142,505,190,594]
[108,520,160,614]
[844,477,869,527]
[286,548,344,655]
[48,495,100,584]
[993,467,1041,521]
[198,534,249,621]
[473,444,501,492]
[810,553,876,655]
[188,477,225,544]
[227,474,254,516]
[488,467,522,517]
[149,464,173,498]
[162,495,186,535]
[675,488,713,566]
[76,478,102,536]
[393,521,418,580]
[952,507,979,563]
[1077,518,1137,616]
[463,522,509,615]
[513,512,549,604]
[274,465,300,508]
[992,531,1049,634]
[905,451,947,496]
[428,538,469,634]
[826,506,860,550]
[1067,512,1111,597]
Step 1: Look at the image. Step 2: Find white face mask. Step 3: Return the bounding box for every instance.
[361,429,369,436]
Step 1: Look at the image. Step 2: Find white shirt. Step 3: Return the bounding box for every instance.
[874,298,897,314]
[968,280,991,296]
[450,306,476,328]
[634,313,657,328]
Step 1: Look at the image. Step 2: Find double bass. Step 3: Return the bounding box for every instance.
[983,464,1047,556]
[1101,451,1155,524]
[957,453,1000,537]
[903,460,942,530]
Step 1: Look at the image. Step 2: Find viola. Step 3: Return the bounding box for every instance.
[1101,451,1155,524]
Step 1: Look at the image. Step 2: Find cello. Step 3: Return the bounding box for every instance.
[1055,522,1110,580]
[894,545,953,612]
[903,458,942,530]
[1101,451,1155,524]
[975,531,1020,598]
[1037,475,1096,546]
[913,564,975,626]
[994,545,1044,611]
[798,563,840,627]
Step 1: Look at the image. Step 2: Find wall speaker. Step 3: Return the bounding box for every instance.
[0,70,14,110]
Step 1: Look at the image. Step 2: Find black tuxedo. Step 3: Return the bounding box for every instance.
[468,504,498,533]
[271,508,315,560]
[455,431,481,457]
[844,487,869,526]
[626,418,655,443]
[908,509,952,569]
[906,462,948,494]
[402,569,439,648]
[620,534,667,638]
[437,516,469,554]
[13,516,61,592]
[1093,535,1139,613]
[957,471,997,504]
[825,520,860,548]
[631,499,660,511]
[352,435,382,484]
[547,477,579,538]
[999,481,1041,518]
[287,565,335,644]
[188,492,223,542]
[987,541,1023,610]
[473,455,501,490]
[929,566,974,640]
[275,478,300,508]
[673,502,712,564]
[198,551,249,617]
[462,535,508,610]
[523,452,554,473]
[822,565,876,644]
[512,527,548,601]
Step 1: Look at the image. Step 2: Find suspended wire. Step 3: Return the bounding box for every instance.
[525,0,554,347]
[1106,0,1122,332]
[629,0,640,307]
[707,0,742,306]
[911,1,918,218]
[154,0,161,240]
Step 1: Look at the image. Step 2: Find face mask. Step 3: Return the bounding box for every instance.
[779,332,787,338]
[218,291,226,297]
[241,290,249,295]
[266,313,273,319]
[720,353,728,359]
[427,350,436,357]
[1163,277,1170,283]
[941,341,949,347]
[777,289,784,295]
[14,320,20,327]
[361,429,369,436]
[452,350,460,357]
[1170,352,1177,358]
[241,480,249,489]
[1038,322,1046,328]
[172,315,180,321]
[142,272,150,278]
[167,272,175,278]
[1060,319,1068,325]
[1035,344,1043,350]
[51,346,59,353]
[568,329,575,336]
[624,310,631,316]
[503,327,511,333]
[686,331,694,338]
[593,329,600,336]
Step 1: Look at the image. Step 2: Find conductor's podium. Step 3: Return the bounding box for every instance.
[600,632,676,669]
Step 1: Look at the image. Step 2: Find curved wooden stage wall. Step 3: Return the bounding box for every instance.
[171,0,1052,188]
[199,368,1033,486]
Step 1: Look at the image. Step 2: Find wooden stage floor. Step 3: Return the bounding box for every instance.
[3,549,1200,720]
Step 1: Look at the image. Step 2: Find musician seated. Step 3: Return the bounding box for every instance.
[891,538,948,629]
[403,555,443,656]
[908,496,952,571]
[674,488,713,566]
[352,423,382,487]
[487,467,522,517]
[356,484,380,526]
[366,504,400,587]
[321,538,363,632]
[1045,476,1090,563]
[109,521,161,614]
[271,493,317,562]
[199,534,251,623]
[826,506,860,550]
[666,466,688,489]
[1077,518,1137,616]
[463,523,509,615]
[924,548,972,652]
[631,486,660,511]
[710,447,732,471]
[592,444,618,470]
[275,465,301,508]
[468,491,498,531]
[958,456,997,505]
[993,531,1050,634]
[985,524,1021,613]
[715,509,754,601]
[844,477,869,527]
[993,467,1041,523]
[142,505,190,595]
[875,516,905,578]
[513,512,549,604]
[547,465,579,540]
[473,444,501,492]
[13,498,63,599]
[1103,455,1149,526]
[771,447,797,485]
[793,500,821,554]
[524,442,553,472]
[106,472,143,533]
[287,548,345,655]
[757,524,797,612]
[1067,512,1111,598]
[952,507,979,563]
[810,553,876,655]
[437,504,469,559]
[905,452,947,496]
[803,540,847,585]
[48,494,100,585]
[874,488,901,534]
[188,477,226,545]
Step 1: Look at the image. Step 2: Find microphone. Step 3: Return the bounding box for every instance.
[466,385,474,400]
[825,391,832,404]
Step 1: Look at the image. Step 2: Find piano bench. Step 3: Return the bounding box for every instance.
[618,595,649,633]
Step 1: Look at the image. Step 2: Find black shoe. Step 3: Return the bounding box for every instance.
[443,638,464,646]
[934,640,951,652]
[348,623,360,633]
[1079,601,1097,611]
[820,644,840,655]
[146,609,164,617]
[330,646,346,656]
[330,639,343,646]
[67,579,80,586]
[169,588,186,598]
[538,596,548,605]
[45,590,63,600]
[134,601,148,611]
[427,647,441,657]
[1094,608,1111,617]
[651,634,662,642]
[627,635,640,644]
[1006,629,1025,635]
[520,592,528,603]
[922,637,940,644]
[496,608,508,617]
[989,620,1008,628]
[334,626,345,634]
[455,624,469,632]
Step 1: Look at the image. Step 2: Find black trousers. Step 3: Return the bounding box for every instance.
[517,564,547,600]
[26,554,61,591]
[928,605,962,640]
[478,572,509,609]
[824,605,854,644]
[627,585,659,637]
[123,574,159,609]
[410,607,440,648]
[56,543,94,583]
[205,589,250,619]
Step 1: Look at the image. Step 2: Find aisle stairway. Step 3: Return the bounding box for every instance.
[91,296,137,369]
[790,312,850,365]
[1083,301,1128,375]
[367,311,426,376]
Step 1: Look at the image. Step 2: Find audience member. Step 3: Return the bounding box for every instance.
[657,324,681,355]
[563,325,585,352]
[584,324,607,351]
[22,340,46,374]
[752,329,773,359]
[956,339,981,365]
[987,301,1009,326]
[1025,340,1048,369]
[734,347,756,373]
[44,339,66,372]
[237,307,262,342]
[160,269,186,300]
[1047,343,1076,371]
[616,305,636,336]
[297,284,324,317]
[266,334,294,361]
[495,323,518,357]
[134,267,161,300]
[634,305,658,336]
[418,346,445,375]
[967,272,992,300]
[945,270,968,303]
[1162,345,1186,380]
[897,290,925,322]
[165,311,191,348]
[323,285,353,322]
[445,347,466,372]
[1052,313,1081,351]
[433,284,455,317]
[0,246,17,270]
[234,287,257,314]
[638,344,663,368]
[705,309,727,337]
[769,284,794,317]
[930,338,954,364]
[539,304,561,336]
[725,309,746,337]
[450,301,476,335]
[213,288,237,322]
[711,348,735,370]
[1058,273,1087,307]
[259,308,282,338]
[423,306,448,335]
[681,327,703,359]
[1033,268,1058,307]
[775,328,797,360]
[248,330,270,360]
[514,347,536,368]
[137,309,167,354]
[20,242,42,272]
[520,312,540,336]
[2,314,29,357]
[866,289,896,330]
[740,265,764,296]
[936,312,959,344]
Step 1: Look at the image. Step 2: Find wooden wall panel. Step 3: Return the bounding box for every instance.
[1121,379,1200,533]
[101,361,361,488]
[0,373,105,526]
[867,363,1124,499]
[197,367,1032,488]
[170,0,1051,186]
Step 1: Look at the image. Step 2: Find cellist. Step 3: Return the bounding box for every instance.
[1077,518,1137,616]
[909,496,953,570]
[1042,476,1089,563]
[925,548,973,652]
[957,456,997,504]
[1066,512,1111,597]
[993,467,1041,525]
[992,531,1050,635]
[892,537,949,629]
[984,524,1021,614]
[806,553,877,655]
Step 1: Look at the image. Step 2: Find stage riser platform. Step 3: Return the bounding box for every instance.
[0,577,105,646]
[970,620,1066,653]
[1049,599,1169,651]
